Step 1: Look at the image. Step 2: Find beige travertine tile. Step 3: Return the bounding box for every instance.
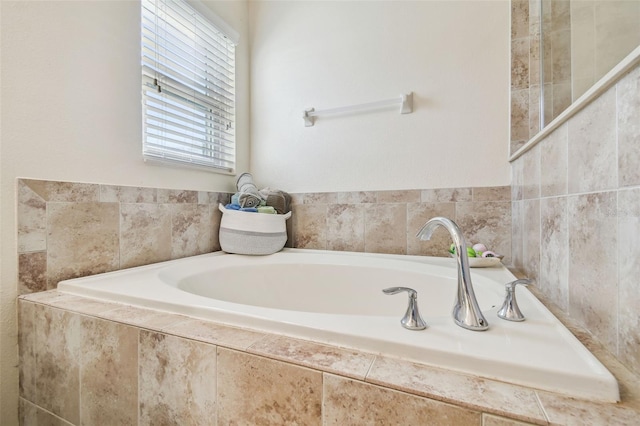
[376,189,420,204]
[217,348,322,425]
[80,316,138,426]
[529,11,541,87]
[162,318,267,351]
[550,29,571,84]
[22,179,99,202]
[45,294,120,317]
[170,203,212,258]
[511,0,529,40]
[522,199,540,284]
[336,191,377,204]
[34,304,81,424]
[421,187,472,203]
[522,143,540,200]
[528,84,541,139]
[568,86,617,193]
[303,192,338,204]
[326,204,365,252]
[200,190,230,205]
[550,0,570,32]
[512,38,530,90]
[542,83,554,124]
[511,200,524,269]
[552,81,572,117]
[473,186,511,202]
[20,289,76,305]
[540,122,568,197]
[364,203,407,254]
[455,201,512,264]
[247,335,375,380]
[18,251,47,294]
[139,331,216,425]
[289,192,304,205]
[484,413,537,426]
[120,203,172,268]
[617,188,640,376]
[157,188,198,203]
[568,192,618,348]
[406,202,456,257]
[365,356,547,424]
[100,184,157,203]
[47,201,119,287]
[209,203,223,251]
[511,157,524,201]
[292,203,327,249]
[18,300,36,402]
[97,305,191,330]
[511,89,530,144]
[17,179,47,252]
[618,65,640,187]
[537,390,639,426]
[324,374,481,425]
[540,196,568,310]
[20,398,74,426]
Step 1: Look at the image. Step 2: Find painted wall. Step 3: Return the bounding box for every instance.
[248,0,511,193]
[0,1,250,423]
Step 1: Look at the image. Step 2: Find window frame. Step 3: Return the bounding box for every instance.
[141,0,238,174]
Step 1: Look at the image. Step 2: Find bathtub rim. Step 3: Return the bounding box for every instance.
[55,248,621,403]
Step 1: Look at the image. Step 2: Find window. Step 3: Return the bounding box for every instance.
[141,0,237,173]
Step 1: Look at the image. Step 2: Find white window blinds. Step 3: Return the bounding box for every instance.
[141,0,236,172]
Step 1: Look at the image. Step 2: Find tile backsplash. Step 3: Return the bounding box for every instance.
[17,180,512,297]
[17,179,229,294]
[289,187,512,262]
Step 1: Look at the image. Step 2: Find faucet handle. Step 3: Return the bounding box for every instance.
[497,279,531,322]
[383,287,427,330]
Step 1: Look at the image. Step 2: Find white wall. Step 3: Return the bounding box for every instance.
[0,1,249,423]
[249,0,511,192]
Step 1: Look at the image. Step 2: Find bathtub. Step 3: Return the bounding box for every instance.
[57,248,619,402]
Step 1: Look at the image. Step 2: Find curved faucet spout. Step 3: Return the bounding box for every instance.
[416,217,489,331]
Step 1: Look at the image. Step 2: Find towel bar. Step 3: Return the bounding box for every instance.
[303,92,413,127]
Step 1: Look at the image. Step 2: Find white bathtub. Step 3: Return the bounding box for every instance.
[57,248,619,402]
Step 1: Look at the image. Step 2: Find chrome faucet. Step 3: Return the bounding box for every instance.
[497,279,531,321]
[416,217,489,331]
[383,287,427,330]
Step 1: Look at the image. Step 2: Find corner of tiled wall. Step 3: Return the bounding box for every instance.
[510,63,640,377]
[17,178,230,295]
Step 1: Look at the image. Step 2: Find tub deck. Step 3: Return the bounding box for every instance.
[57,248,619,402]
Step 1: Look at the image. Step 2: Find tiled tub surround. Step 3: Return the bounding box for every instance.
[17,179,513,297]
[17,179,230,295]
[18,291,640,425]
[289,186,512,265]
[510,62,640,381]
[56,249,620,402]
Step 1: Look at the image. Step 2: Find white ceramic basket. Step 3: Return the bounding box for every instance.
[218,203,292,255]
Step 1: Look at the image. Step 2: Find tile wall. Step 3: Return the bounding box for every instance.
[511,0,572,155]
[17,180,513,297]
[17,179,229,295]
[511,0,541,154]
[510,63,640,377]
[289,187,512,264]
[18,291,640,425]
